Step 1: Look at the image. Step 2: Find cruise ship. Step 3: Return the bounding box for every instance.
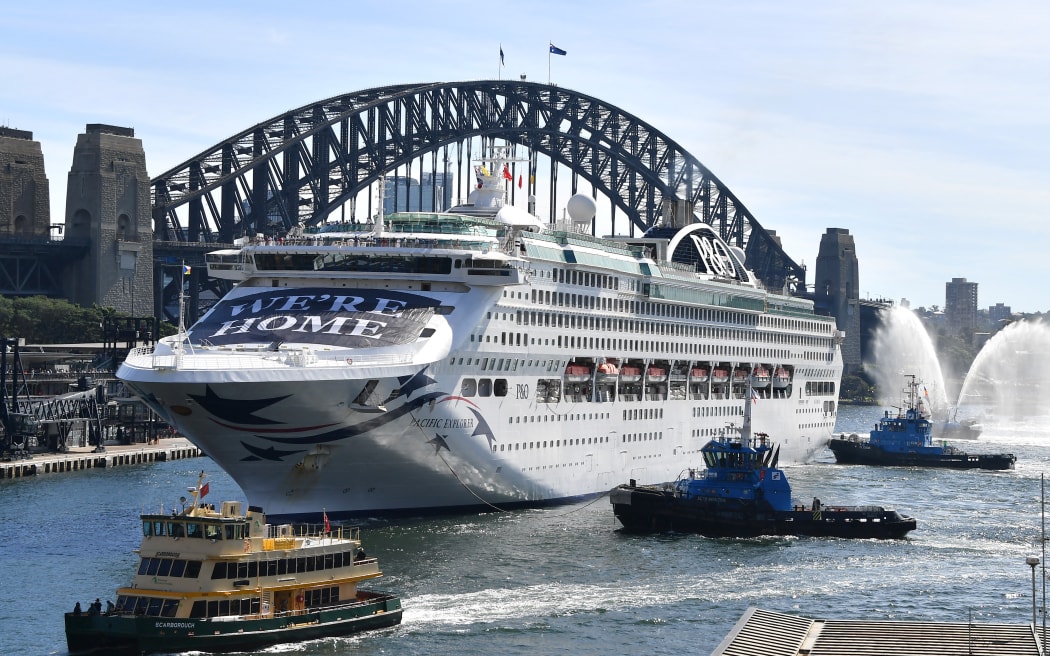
[119,147,843,519]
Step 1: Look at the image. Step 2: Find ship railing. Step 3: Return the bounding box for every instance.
[265,523,361,542]
[269,591,398,619]
[137,348,413,371]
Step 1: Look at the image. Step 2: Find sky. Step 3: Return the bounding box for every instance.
[2,1,1048,311]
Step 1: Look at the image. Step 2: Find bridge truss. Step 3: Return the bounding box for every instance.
[151,80,804,310]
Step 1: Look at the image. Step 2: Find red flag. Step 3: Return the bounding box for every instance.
[323,511,330,534]
[503,164,512,181]
[199,482,210,498]
[518,174,523,189]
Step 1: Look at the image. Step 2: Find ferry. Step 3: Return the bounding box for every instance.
[64,473,402,655]
[610,384,916,538]
[118,145,844,519]
[828,375,1015,470]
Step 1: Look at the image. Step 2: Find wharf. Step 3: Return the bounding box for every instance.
[0,438,202,479]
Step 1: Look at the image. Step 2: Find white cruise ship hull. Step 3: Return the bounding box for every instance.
[119,163,843,519]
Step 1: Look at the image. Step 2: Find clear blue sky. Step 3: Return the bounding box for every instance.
[3,1,1047,311]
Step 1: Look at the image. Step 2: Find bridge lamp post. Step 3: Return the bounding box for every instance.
[1028,556,1040,628]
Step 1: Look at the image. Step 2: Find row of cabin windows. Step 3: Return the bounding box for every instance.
[496,436,610,452]
[538,265,832,336]
[211,550,364,580]
[114,595,180,617]
[191,597,262,619]
[804,381,837,396]
[142,520,247,541]
[138,557,203,579]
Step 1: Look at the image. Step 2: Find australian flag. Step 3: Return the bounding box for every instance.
[549,43,567,56]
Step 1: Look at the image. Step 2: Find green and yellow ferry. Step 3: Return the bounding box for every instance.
[64,473,402,654]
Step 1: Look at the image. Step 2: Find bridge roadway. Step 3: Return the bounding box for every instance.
[0,436,202,479]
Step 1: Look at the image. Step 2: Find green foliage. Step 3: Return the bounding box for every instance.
[840,373,877,405]
[0,296,126,343]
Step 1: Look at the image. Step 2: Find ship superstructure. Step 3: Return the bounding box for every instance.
[119,147,843,519]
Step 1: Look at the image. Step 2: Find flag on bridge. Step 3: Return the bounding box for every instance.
[182,264,192,275]
[500,45,505,66]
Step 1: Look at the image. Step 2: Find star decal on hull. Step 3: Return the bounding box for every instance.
[466,406,496,449]
[427,434,451,453]
[396,369,437,399]
[239,441,308,462]
[189,386,291,425]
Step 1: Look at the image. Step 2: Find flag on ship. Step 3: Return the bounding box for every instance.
[323,510,330,534]
[549,43,567,56]
[750,388,759,405]
[182,264,192,275]
[518,174,523,188]
[503,164,512,180]
[500,45,505,66]
[199,481,210,498]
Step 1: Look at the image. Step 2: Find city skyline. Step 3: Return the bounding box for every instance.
[2,1,1047,310]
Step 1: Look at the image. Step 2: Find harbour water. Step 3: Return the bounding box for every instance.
[4,404,1050,655]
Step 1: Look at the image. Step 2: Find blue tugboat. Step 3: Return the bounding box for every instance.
[610,386,916,538]
[828,375,1015,471]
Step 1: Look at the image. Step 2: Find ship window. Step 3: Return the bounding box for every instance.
[461,379,476,396]
[237,562,249,578]
[152,521,165,536]
[146,558,160,576]
[205,524,221,540]
[494,379,508,397]
[185,560,202,578]
[479,379,492,397]
[142,521,152,537]
[135,597,150,615]
[157,559,173,577]
[248,561,258,578]
[277,559,287,575]
[138,559,150,575]
[185,522,202,538]
[266,560,278,576]
[161,599,179,617]
[190,601,206,618]
[207,600,219,617]
[169,560,186,577]
[147,597,164,617]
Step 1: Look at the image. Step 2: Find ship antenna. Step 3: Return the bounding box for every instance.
[374,176,386,237]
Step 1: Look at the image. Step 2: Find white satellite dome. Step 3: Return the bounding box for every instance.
[566,194,597,222]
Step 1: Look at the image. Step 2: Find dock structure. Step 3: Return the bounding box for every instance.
[0,438,201,479]
[713,607,1042,656]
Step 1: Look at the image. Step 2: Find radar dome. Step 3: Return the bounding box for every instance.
[566,194,597,222]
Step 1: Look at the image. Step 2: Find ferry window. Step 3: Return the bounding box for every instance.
[169,560,186,577]
[334,552,344,568]
[237,562,249,579]
[494,379,508,397]
[277,559,287,575]
[190,601,206,618]
[212,562,228,579]
[152,521,165,536]
[147,598,163,617]
[248,561,258,578]
[161,599,179,618]
[324,554,335,569]
[297,557,307,572]
[266,560,278,576]
[186,523,202,539]
[479,379,492,397]
[224,524,241,540]
[184,560,202,578]
[205,524,222,540]
[117,596,135,613]
[461,379,476,396]
[135,597,150,616]
[138,558,150,575]
[167,522,185,538]
[142,521,152,537]
[157,559,173,577]
[207,600,219,617]
[146,558,160,576]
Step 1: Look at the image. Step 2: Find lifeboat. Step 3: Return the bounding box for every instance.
[564,364,592,383]
[772,366,791,389]
[619,366,642,383]
[596,361,620,382]
[689,367,709,382]
[732,369,748,384]
[711,369,729,383]
[751,366,771,388]
[646,367,667,383]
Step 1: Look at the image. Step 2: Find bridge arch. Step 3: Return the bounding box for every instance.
[151,80,803,292]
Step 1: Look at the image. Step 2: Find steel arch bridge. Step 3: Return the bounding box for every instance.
[152,80,804,304]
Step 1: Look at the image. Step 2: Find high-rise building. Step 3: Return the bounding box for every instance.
[814,228,860,374]
[945,277,978,336]
[988,302,1011,324]
[382,171,453,214]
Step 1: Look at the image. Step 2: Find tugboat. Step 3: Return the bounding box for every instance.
[64,473,402,655]
[610,385,916,538]
[828,375,1015,470]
